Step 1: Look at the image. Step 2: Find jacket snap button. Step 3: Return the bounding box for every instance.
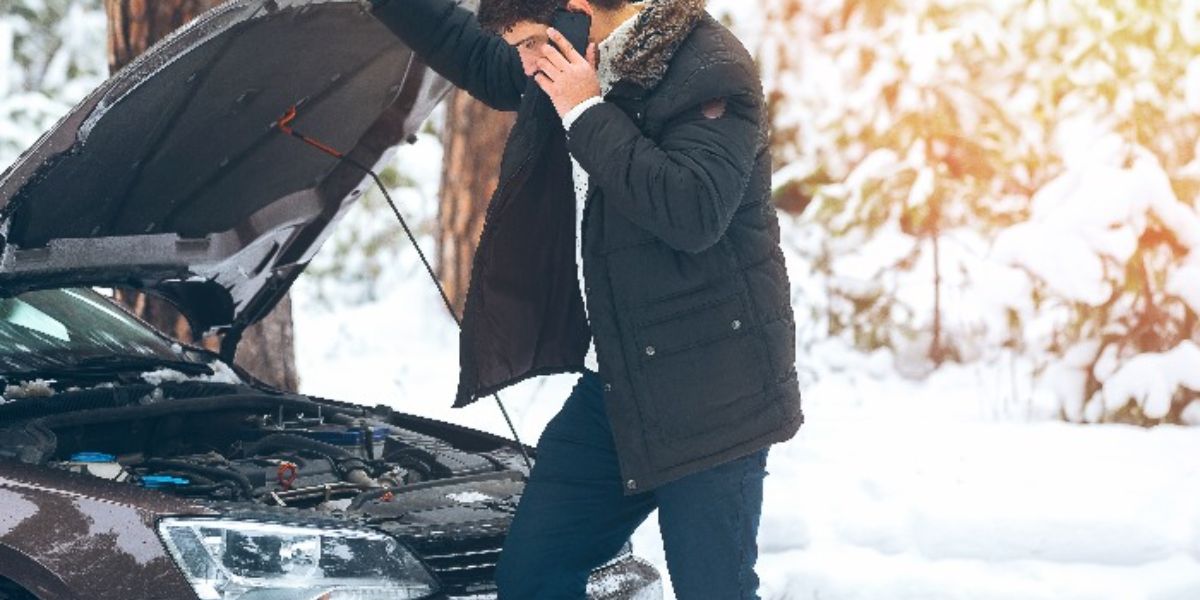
[732,319,742,330]
[644,345,656,356]
[603,383,613,392]
[626,479,637,490]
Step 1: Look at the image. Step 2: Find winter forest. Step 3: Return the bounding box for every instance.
[4,0,1200,598]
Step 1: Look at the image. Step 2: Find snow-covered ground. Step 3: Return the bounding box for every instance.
[293,258,1200,600]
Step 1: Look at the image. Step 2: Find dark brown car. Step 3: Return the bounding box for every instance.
[0,1,661,598]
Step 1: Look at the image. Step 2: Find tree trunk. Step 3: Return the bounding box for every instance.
[231,293,300,388]
[437,89,516,315]
[104,0,299,391]
[104,0,222,73]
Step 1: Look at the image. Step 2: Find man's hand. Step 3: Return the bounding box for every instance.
[533,28,601,118]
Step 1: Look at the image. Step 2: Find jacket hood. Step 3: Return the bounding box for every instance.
[611,0,707,89]
[0,0,450,342]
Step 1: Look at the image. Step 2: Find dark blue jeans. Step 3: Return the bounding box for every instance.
[495,370,769,599]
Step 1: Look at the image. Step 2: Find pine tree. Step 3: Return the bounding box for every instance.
[761,0,1200,422]
[1,0,107,165]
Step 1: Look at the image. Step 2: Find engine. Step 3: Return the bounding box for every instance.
[0,382,528,517]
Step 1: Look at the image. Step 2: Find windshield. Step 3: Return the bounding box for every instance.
[0,288,194,375]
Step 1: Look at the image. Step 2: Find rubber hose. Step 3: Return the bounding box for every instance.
[245,433,377,487]
[140,458,255,499]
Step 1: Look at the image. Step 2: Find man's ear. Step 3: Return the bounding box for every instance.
[564,0,594,17]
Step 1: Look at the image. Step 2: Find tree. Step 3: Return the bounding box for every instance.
[436,89,515,315]
[758,0,1036,379]
[761,0,1200,423]
[1,0,107,165]
[104,0,299,391]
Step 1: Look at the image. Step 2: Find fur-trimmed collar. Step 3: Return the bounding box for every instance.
[608,0,708,89]
[597,11,640,94]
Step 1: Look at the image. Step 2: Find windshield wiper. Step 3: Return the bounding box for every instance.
[68,355,215,376]
[2,355,215,382]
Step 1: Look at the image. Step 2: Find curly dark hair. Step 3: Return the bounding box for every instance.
[478,0,629,33]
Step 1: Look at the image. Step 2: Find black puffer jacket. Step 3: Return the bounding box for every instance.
[372,0,803,493]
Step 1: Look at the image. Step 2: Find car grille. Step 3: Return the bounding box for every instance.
[408,533,506,597]
[409,534,637,598]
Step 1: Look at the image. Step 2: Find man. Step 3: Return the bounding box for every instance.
[369,0,803,597]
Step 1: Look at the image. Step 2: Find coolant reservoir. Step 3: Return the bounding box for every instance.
[61,452,129,482]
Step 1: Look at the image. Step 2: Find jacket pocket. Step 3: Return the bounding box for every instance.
[631,294,769,441]
[634,293,745,359]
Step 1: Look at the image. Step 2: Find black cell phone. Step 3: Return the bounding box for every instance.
[551,9,591,57]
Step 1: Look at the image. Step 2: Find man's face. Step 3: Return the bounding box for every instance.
[501,21,553,77]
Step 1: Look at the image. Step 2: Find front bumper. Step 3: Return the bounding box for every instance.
[443,554,663,600]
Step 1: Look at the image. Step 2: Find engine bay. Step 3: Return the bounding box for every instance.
[0,381,529,517]
[0,381,667,598]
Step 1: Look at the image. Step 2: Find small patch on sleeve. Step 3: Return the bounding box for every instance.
[700,97,727,119]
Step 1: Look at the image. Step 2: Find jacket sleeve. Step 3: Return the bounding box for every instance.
[371,0,526,112]
[564,60,764,254]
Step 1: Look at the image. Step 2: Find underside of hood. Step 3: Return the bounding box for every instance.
[0,0,451,348]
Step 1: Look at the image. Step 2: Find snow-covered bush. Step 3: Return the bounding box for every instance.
[0,0,106,167]
[761,0,1200,423]
[997,149,1200,424]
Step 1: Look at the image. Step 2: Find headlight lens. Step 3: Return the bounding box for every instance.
[158,518,438,600]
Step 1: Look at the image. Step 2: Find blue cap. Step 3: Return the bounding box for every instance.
[70,452,116,463]
[140,475,190,488]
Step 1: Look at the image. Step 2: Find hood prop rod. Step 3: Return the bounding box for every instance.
[275,106,532,473]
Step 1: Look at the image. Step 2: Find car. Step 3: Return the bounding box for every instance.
[0,0,663,598]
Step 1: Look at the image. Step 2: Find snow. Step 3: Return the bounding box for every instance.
[1168,259,1200,319]
[586,570,641,596]
[749,417,1200,599]
[1183,403,1200,427]
[1091,342,1200,420]
[74,496,167,565]
[138,361,242,386]
[0,21,11,98]
[1187,57,1200,115]
[445,491,493,504]
[2,378,55,399]
[0,489,38,537]
[992,152,1183,307]
[0,0,107,165]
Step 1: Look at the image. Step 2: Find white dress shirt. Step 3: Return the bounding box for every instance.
[560,11,640,372]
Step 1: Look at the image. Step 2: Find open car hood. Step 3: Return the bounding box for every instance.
[0,0,451,345]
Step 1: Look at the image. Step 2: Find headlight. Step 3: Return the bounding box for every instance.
[158,518,439,600]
